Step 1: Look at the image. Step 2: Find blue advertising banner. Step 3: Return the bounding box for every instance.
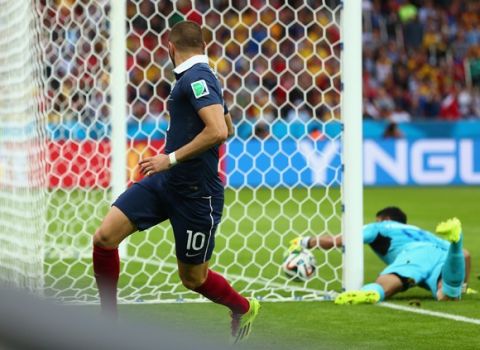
[47,120,480,141]
[363,139,480,186]
[226,139,342,187]
[226,138,480,187]
[45,119,480,186]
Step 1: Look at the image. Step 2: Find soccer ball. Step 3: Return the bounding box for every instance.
[282,249,316,282]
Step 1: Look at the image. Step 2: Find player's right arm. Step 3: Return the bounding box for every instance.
[174,103,228,162]
[138,103,227,176]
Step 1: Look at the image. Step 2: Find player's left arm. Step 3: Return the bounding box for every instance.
[222,99,234,137]
[139,104,227,175]
[224,112,234,137]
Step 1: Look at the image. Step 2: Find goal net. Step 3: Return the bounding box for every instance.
[0,0,46,292]
[1,0,352,303]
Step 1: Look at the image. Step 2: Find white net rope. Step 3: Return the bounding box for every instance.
[0,0,47,292]
[36,0,343,303]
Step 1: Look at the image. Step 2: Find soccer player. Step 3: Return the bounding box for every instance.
[92,21,259,342]
[289,207,473,304]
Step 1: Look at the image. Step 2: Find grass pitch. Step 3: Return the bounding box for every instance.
[117,186,480,349]
[46,186,344,302]
[49,186,480,348]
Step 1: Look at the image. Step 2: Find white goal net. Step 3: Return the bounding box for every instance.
[1,0,350,303]
[0,0,46,292]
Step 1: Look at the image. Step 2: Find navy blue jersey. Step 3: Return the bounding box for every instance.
[165,55,226,197]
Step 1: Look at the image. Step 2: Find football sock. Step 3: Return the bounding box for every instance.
[93,245,120,317]
[361,283,385,301]
[194,269,249,314]
[441,234,465,298]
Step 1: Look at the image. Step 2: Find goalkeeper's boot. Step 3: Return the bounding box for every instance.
[230,298,261,344]
[435,217,462,243]
[462,283,478,295]
[466,287,479,295]
[334,290,380,305]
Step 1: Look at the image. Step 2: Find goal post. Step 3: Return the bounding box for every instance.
[341,0,364,291]
[109,0,128,258]
[110,0,128,205]
[0,0,364,303]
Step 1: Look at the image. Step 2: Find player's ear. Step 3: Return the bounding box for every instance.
[168,42,175,66]
[202,41,206,52]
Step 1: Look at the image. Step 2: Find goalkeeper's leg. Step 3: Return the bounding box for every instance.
[435,218,465,300]
[335,274,404,305]
[439,236,465,300]
[93,206,136,318]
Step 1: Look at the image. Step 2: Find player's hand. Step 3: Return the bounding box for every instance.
[138,154,170,176]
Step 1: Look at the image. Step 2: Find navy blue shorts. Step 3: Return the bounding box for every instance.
[113,172,224,264]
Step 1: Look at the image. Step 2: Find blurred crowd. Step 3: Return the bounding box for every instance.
[363,0,480,122]
[41,0,340,132]
[125,0,340,130]
[40,0,480,137]
[40,0,110,125]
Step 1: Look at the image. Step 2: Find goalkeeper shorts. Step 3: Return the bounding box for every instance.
[380,243,451,299]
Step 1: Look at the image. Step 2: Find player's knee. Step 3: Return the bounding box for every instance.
[375,274,404,298]
[93,227,118,248]
[179,274,206,290]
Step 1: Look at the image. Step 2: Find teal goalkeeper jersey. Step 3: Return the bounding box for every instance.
[362,220,450,265]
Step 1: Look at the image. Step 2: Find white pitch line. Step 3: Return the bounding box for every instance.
[379,302,480,326]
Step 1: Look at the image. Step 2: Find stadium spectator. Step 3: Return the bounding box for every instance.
[382,122,404,138]
[41,0,480,137]
[362,0,480,120]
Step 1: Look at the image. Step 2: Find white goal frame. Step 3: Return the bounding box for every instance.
[341,0,363,290]
[0,0,364,302]
[108,0,363,292]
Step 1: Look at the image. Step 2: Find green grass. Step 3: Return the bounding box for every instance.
[49,186,480,348]
[123,186,480,349]
[45,187,343,301]
[119,301,479,350]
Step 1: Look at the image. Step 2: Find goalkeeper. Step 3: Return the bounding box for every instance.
[290,207,473,304]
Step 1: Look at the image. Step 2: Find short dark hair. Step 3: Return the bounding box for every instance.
[376,206,407,224]
[168,21,204,52]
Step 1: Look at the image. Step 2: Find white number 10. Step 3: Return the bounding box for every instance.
[186,230,206,251]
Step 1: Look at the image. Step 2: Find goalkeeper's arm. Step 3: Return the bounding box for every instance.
[298,235,343,250]
[298,223,377,250]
